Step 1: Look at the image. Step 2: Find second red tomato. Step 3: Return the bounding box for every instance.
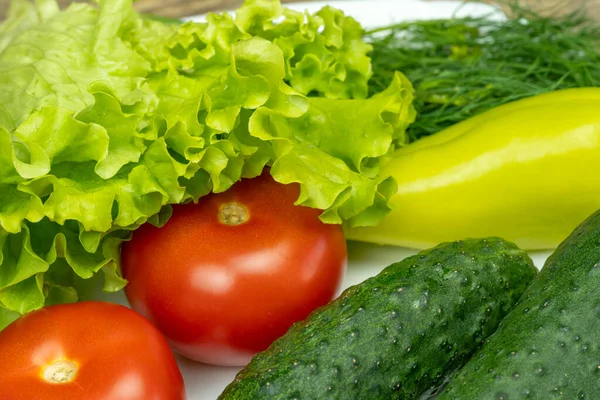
[121,172,347,366]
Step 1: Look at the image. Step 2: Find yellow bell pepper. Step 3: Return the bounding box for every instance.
[346,88,600,250]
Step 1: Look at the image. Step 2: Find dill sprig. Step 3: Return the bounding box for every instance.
[366,4,600,141]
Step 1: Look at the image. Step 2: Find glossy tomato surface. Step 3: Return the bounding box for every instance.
[121,172,347,366]
[0,302,185,400]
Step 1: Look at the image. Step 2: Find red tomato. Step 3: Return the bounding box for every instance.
[0,301,185,400]
[121,172,347,366]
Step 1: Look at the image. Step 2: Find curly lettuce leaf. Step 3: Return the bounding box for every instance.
[249,71,414,226]
[0,219,127,324]
[0,0,151,132]
[236,0,372,99]
[0,0,415,323]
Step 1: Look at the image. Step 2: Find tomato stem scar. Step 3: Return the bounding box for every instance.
[42,360,78,384]
[219,202,249,225]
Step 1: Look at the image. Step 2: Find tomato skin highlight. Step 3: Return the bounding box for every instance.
[121,172,347,366]
[0,302,185,400]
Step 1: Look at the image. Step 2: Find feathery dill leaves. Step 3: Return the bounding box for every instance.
[366,6,600,141]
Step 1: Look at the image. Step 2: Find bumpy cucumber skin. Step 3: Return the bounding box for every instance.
[219,238,537,400]
[439,210,600,399]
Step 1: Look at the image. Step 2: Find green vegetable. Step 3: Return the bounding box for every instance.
[219,238,537,399]
[0,0,415,328]
[366,6,600,141]
[438,209,600,399]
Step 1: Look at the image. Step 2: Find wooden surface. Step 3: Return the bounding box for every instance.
[0,0,599,21]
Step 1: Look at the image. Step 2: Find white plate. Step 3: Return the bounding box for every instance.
[154,2,547,399]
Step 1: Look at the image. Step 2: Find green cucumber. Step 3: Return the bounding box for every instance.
[219,238,537,399]
[439,209,600,399]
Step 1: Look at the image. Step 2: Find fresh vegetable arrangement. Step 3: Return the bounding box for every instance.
[1,0,600,398]
[220,237,537,399]
[0,0,414,327]
[345,5,600,249]
[222,208,600,399]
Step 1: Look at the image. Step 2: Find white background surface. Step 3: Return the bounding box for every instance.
[140,2,548,399]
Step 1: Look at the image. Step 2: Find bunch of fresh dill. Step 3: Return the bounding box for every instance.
[366,4,600,141]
